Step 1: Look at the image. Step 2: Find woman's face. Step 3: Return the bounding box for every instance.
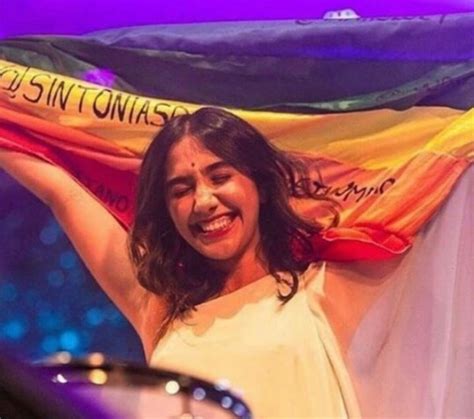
[165,135,262,270]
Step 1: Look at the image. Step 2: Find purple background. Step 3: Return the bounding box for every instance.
[1,0,473,37]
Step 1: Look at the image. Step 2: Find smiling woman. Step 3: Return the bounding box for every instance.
[129,108,328,330]
[128,107,359,417]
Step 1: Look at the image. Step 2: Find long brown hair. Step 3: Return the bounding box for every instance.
[129,107,334,332]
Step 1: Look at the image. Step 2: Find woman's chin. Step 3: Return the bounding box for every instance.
[199,246,239,264]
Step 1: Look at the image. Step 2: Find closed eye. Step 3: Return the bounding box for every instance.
[170,185,192,198]
[211,173,231,185]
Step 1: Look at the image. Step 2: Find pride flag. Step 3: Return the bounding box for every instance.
[1,14,472,261]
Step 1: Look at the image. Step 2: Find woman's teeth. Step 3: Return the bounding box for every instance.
[198,215,233,233]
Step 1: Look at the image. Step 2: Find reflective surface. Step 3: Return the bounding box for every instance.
[38,354,252,418]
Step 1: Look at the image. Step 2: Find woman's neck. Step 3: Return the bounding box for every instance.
[214,252,269,296]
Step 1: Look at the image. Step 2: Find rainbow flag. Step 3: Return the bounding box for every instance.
[0,14,472,261]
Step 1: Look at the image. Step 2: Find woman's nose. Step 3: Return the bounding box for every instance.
[193,184,218,213]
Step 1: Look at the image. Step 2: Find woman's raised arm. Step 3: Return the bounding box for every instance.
[0,150,166,353]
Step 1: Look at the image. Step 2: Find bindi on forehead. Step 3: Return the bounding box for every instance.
[166,135,224,179]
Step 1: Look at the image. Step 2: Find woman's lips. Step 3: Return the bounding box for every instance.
[192,214,237,240]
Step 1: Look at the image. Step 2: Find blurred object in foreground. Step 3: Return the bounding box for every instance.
[37,352,252,418]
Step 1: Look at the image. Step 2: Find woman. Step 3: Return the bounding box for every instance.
[0,107,360,417]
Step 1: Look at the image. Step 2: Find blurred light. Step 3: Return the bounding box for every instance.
[221,396,233,409]
[2,319,28,339]
[192,387,206,401]
[59,251,77,269]
[89,369,108,385]
[39,225,59,245]
[323,9,360,19]
[55,351,73,364]
[54,373,68,384]
[59,330,80,351]
[88,352,105,366]
[41,335,59,353]
[86,308,105,326]
[232,403,246,417]
[165,380,180,395]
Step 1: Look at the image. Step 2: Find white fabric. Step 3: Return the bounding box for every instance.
[348,165,473,418]
[150,264,361,418]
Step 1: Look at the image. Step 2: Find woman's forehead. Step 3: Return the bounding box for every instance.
[165,135,222,176]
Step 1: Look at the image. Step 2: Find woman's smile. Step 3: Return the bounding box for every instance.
[192,213,237,236]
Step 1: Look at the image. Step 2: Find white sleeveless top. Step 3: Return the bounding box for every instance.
[150,263,360,418]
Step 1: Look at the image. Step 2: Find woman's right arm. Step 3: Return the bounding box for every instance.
[0,150,167,352]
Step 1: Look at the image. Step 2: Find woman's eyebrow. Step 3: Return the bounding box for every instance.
[204,161,232,174]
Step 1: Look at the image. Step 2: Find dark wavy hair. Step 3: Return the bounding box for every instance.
[129,107,334,332]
